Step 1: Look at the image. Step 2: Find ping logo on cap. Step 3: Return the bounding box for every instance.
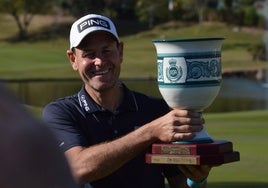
[77,17,111,33]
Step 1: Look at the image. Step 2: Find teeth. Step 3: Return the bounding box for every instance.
[94,70,109,75]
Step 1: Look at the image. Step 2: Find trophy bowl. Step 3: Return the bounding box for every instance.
[152,37,224,143]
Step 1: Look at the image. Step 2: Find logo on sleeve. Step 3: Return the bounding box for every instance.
[59,142,65,147]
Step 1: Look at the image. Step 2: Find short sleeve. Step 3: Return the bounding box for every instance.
[42,100,87,152]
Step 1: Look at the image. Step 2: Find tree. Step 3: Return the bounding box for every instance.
[0,0,54,40]
[135,0,169,28]
[59,0,105,18]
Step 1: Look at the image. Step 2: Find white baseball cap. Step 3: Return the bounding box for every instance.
[69,14,119,49]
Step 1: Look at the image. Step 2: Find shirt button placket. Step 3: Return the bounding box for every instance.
[110,115,118,137]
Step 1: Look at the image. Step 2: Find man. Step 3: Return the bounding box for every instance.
[0,84,77,188]
[43,14,211,188]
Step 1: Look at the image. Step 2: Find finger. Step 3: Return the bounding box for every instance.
[172,132,195,141]
[177,165,211,182]
[173,109,202,118]
[173,125,203,133]
[188,165,211,174]
[173,116,205,126]
[177,165,192,177]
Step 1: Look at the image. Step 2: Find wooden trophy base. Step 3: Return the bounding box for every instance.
[145,140,240,165]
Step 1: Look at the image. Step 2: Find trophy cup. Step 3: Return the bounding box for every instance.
[146,37,240,165]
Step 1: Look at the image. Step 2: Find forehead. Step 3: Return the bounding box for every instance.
[79,31,117,48]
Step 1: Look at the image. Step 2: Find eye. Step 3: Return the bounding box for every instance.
[82,52,95,59]
[103,49,111,55]
[103,47,114,56]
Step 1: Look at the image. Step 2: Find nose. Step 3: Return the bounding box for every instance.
[92,52,108,66]
[93,56,104,66]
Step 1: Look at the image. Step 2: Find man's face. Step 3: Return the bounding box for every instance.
[68,31,123,93]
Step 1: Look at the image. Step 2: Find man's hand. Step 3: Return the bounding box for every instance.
[149,109,204,143]
[177,165,212,182]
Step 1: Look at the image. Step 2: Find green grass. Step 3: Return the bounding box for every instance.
[120,22,266,77]
[0,40,76,78]
[204,111,268,186]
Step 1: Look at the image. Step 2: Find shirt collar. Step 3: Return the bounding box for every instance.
[78,83,139,114]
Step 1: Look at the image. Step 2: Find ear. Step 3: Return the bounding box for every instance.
[118,42,124,64]
[66,50,78,71]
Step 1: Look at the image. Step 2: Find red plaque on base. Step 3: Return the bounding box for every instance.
[151,140,233,155]
[145,151,240,165]
[146,140,240,165]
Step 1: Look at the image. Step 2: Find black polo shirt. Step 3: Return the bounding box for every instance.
[43,83,181,188]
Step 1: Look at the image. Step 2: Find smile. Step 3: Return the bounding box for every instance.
[92,69,110,76]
